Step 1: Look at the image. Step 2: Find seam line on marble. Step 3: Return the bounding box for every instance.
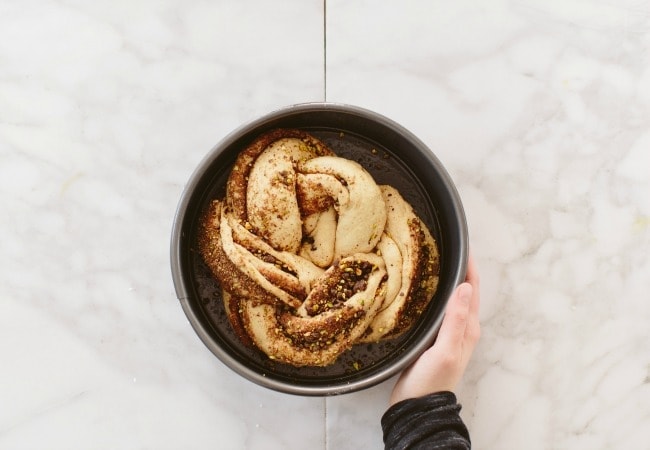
[324,397,328,450]
[1,390,88,435]
[323,0,327,100]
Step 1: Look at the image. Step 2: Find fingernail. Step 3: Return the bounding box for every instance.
[458,284,472,305]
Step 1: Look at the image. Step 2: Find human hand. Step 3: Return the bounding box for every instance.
[389,255,481,406]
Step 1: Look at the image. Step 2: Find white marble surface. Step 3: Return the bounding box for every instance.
[1,0,648,449]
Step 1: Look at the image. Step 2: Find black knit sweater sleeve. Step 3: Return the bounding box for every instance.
[381,391,470,450]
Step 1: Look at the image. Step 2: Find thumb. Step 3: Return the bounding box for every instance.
[436,283,473,350]
[456,283,472,307]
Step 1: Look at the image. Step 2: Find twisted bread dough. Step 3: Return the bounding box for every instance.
[199,129,439,366]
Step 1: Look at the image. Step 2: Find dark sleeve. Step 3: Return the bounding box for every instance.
[381,391,471,450]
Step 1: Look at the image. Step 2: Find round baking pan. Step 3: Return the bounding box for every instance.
[171,103,468,396]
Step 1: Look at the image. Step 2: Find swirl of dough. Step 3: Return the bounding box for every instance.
[240,254,387,366]
[199,129,439,367]
[297,156,387,266]
[360,185,440,342]
[226,129,334,253]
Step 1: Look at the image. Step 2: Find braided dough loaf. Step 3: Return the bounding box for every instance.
[199,129,439,366]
